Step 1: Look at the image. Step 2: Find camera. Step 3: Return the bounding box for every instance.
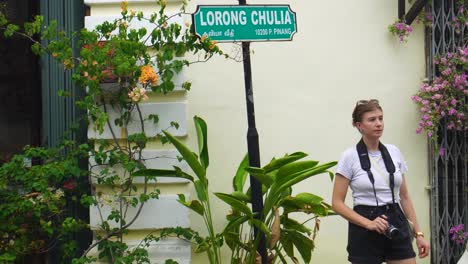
[384,224,400,239]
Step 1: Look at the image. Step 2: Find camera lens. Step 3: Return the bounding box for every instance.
[385,224,400,239]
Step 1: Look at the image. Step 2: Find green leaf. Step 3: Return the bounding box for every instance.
[214,193,252,217]
[148,114,159,124]
[223,215,250,233]
[250,172,274,187]
[273,161,337,196]
[230,191,250,203]
[132,168,194,182]
[289,193,323,206]
[289,231,314,263]
[250,219,271,238]
[233,154,249,192]
[328,170,335,181]
[170,121,179,129]
[177,194,204,216]
[194,179,207,202]
[162,131,206,181]
[224,231,242,250]
[4,24,19,37]
[194,241,210,253]
[262,152,308,173]
[194,116,209,169]
[276,160,319,179]
[281,217,312,235]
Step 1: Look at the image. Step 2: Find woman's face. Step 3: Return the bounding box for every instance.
[356,109,384,139]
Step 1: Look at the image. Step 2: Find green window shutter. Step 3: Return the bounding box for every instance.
[40,0,85,148]
[39,1,91,259]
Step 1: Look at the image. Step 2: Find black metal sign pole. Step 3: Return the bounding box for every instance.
[238,1,267,263]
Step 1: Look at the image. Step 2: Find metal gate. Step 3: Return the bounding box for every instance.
[428,0,467,263]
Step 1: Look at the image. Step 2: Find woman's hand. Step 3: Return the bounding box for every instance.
[366,215,389,234]
[416,236,430,258]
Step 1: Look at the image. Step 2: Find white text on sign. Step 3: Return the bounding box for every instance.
[199,10,293,26]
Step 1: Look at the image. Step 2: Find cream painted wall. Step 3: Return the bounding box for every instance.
[85,0,431,263]
[186,0,430,263]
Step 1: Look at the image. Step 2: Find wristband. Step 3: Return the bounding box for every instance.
[415,231,424,238]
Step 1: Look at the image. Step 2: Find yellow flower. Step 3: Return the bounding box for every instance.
[200,34,207,42]
[121,1,128,12]
[209,40,217,50]
[52,52,58,58]
[138,65,158,86]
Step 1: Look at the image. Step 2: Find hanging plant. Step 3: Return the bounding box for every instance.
[388,20,413,42]
[411,47,468,143]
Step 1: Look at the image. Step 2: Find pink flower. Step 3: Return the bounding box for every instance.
[441,68,452,76]
[63,179,77,190]
[426,121,433,126]
[459,47,468,56]
[411,95,422,102]
[432,94,443,100]
[416,127,423,134]
[448,108,457,115]
[439,147,445,157]
[431,86,440,92]
[422,114,430,121]
[427,131,433,137]
[454,74,467,87]
[450,98,457,106]
[426,13,433,21]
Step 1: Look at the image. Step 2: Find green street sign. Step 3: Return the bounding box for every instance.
[192,5,297,42]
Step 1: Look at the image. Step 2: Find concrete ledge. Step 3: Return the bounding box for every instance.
[138,149,191,183]
[88,102,187,139]
[88,238,191,264]
[90,194,189,230]
[89,149,191,184]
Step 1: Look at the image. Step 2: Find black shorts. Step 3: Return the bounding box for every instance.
[347,204,416,264]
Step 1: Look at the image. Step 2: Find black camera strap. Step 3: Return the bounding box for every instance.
[356,138,396,207]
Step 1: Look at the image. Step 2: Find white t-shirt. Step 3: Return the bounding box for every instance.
[336,144,408,206]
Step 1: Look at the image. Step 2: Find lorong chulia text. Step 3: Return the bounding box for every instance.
[192,5,297,42]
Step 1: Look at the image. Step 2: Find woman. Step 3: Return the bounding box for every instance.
[332,99,430,264]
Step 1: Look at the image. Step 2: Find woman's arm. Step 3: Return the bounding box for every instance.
[332,173,388,234]
[399,175,430,258]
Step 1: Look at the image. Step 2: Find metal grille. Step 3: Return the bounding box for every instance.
[428,0,467,263]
